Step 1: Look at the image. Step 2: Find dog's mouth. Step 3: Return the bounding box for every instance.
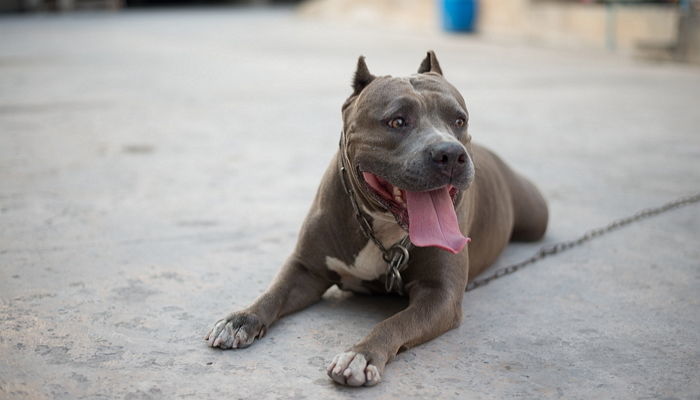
[361,172,470,254]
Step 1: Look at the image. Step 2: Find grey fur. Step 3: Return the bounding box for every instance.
[205,51,548,387]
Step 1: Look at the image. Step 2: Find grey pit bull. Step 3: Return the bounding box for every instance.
[205,51,548,387]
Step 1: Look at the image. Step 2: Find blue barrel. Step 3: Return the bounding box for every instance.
[441,0,478,32]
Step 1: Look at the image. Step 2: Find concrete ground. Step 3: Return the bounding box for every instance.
[1,7,699,400]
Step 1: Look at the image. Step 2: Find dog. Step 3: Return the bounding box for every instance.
[205,51,548,387]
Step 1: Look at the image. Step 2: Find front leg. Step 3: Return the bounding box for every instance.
[327,251,468,386]
[206,257,331,349]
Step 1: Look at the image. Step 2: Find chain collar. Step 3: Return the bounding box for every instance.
[338,131,412,294]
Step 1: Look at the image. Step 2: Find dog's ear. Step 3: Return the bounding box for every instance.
[417,50,443,76]
[352,56,375,94]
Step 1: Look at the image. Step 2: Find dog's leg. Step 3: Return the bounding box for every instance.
[206,258,331,349]
[327,256,467,386]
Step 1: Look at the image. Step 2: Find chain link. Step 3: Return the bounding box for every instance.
[465,192,700,292]
[339,154,413,294]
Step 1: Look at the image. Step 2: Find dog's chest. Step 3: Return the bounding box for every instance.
[324,214,405,293]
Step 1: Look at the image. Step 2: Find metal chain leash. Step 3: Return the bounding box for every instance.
[339,165,391,254]
[339,164,413,294]
[338,147,413,294]
[465,192,700,292]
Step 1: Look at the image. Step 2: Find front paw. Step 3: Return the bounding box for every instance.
[327,351,381,387]
[204,312,266,349]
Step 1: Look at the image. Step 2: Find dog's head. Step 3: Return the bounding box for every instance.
[341,51,473,253]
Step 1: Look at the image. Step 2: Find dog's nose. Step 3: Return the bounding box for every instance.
[429,142,467,172]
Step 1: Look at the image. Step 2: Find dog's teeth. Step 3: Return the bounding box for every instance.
[392,187,406,205]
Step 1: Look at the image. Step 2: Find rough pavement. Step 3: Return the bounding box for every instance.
[1,7,699,400]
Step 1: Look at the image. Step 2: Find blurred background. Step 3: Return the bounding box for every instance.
[1,0,699,64]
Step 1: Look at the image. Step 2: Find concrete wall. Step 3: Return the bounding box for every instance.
[677,3,700,63]
[479,0,678,53]
[301,0,680,55]
[300,0,439,31]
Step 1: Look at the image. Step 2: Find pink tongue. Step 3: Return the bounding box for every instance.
[405,188,470,254]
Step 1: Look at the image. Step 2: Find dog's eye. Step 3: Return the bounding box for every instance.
[387,117,406,129]
[455,118,466,128]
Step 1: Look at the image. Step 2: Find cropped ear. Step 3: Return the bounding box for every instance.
[417,50,443,76]
[352,56,376,94]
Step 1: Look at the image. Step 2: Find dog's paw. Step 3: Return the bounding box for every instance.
[326,351,381,387]
[204,312,266,349]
